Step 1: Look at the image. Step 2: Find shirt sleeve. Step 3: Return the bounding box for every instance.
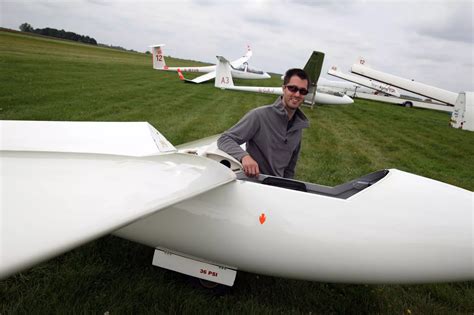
[217,110,260,162]
[283,141,301,179]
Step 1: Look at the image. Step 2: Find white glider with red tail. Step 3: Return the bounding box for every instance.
[150,44,270,83]
[0,120,472,285]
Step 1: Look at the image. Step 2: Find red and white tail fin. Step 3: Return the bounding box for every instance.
[245,44,252,59]
[177,69,185,81]
[357,56,369,67]
[150,44,167,70]
[230,45,253,68]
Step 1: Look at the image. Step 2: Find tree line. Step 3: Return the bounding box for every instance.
[19,23,97,45]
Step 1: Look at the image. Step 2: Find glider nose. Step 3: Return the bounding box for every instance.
[263,72,271,79]
[342,95,354,104]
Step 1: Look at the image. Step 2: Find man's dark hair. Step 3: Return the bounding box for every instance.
[283,68,310,88]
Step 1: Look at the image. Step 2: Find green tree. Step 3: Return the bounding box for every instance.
[19,23,34,32]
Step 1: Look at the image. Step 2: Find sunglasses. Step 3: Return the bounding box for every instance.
[285,85,309,95]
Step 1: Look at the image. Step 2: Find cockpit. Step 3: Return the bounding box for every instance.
[179,141,388,200]
[231,62,265,75]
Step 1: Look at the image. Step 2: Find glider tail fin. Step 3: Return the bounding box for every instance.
[302,51,325,107]
[303,51,325,86]
[244,44,252,59]
[356,56,369,67]
[450,92,473,130]
[215,56,235,89]
[150,44,167,70]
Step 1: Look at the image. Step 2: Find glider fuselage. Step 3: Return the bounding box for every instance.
[113,142,473,284]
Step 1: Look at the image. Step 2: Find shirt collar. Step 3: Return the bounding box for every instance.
[272,97,309,129]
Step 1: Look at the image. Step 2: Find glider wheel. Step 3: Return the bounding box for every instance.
[189,276,231,295]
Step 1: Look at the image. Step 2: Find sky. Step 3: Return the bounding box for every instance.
[1,0,473,93]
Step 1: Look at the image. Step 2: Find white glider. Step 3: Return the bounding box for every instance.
[150,44,270,83]
[350,57,474,131]
[212,54,354,106]
[1,120,472,286]
[327,65,400,97]
[351,57,458,105]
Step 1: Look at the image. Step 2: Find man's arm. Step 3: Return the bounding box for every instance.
[283,142,301,179]
[217,110,259,162]
[218,110,261,177]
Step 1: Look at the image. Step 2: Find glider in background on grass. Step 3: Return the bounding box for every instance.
[327,65,400,97]
[150,44,270,83]
[1,120,472,288]
[316,77,389,97]
[208,51,354,107]
[350,57,474,131]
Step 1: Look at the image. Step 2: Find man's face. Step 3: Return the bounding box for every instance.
[282,76,309,111]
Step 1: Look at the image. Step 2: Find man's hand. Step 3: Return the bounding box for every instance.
[241,155,260,177]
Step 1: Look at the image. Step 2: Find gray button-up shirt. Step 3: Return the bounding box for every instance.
[217,97,309,178]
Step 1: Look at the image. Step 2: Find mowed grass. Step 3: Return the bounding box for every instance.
[1,30,473,314]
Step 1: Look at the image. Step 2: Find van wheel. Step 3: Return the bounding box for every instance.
[403,101,413,107]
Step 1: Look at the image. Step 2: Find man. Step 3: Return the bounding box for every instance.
[217,68,310,178]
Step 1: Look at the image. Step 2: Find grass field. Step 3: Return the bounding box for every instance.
[1,29,473,314]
